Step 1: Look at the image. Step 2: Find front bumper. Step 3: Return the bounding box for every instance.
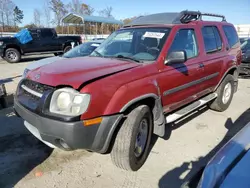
[14,98,123,153]
[239,63,250,75]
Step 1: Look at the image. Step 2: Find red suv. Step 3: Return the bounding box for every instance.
[14,11,241,171]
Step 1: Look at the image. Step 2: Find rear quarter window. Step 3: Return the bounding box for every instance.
[222,25,239,48]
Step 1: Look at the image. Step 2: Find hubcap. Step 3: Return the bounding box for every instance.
[7,51,17,61]
[222,83,232,104]
[134,118,149,158]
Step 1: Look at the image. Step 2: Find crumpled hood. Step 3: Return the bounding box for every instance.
[27,57,140,89]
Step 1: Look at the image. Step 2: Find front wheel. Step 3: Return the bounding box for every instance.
[111,105,153,171]
[5,48,21,63]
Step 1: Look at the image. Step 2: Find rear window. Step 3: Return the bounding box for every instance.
[223,25,239,48]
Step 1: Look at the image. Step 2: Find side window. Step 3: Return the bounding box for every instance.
[168,29,198,59]
[41,29,54,38]
[202,26,221,54]
[222,25,239,48]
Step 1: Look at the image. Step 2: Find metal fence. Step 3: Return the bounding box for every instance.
[1,24,250,38]
[0,32,109,40]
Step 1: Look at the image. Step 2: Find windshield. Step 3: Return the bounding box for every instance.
[241,40,250,50]
[63,42,101,58]
[91,28,171,61]
[240,38,248,44]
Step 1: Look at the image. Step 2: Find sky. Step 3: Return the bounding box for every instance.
[12,0,250,26]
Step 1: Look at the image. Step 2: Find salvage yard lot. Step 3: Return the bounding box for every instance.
[1,58,250,188]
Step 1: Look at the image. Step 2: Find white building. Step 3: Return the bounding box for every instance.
[234,24,250,38]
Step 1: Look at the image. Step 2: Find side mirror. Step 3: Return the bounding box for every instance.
[165,51,187,65]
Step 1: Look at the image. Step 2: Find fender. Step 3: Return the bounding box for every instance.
[119,93,158,112]
[214,65,238,91]
[104,79,166,137]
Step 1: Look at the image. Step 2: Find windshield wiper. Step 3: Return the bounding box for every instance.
[115,55,142,63]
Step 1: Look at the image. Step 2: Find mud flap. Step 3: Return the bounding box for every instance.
[153,98,165,137]
[234,81,238,93]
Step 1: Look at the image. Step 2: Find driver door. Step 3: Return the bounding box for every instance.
[158,27,206,112]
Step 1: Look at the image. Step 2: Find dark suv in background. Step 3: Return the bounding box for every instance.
[240,38,250,75]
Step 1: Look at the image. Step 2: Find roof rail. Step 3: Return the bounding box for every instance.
[123,10,226,27]
[179,10,226,23]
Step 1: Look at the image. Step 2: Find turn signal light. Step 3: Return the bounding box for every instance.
[83,117,103,126]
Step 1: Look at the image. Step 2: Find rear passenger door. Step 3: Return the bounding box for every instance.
[200,26,224,91]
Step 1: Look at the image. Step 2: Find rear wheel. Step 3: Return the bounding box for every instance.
[209,75,234,112]
[5,48,21,63]
[63,46,72,54]
[111,105,153,171]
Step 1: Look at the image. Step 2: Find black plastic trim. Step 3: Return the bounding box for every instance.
[163,72,219,96]
[14,98,123,152]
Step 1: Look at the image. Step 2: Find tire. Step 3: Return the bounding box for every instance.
[209,74,235,112]
[111,105,153,171]
[4,48,21,63]
[63,46,72,54]
[54,52,63,56]
[0,97,7,108]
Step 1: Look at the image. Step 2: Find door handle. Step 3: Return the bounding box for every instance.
[199,63,205,68]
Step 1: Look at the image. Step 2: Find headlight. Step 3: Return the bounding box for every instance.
[22,68,30,78]
[50,88,91,116]
[0,41,3,46]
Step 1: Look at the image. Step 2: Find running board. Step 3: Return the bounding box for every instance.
[166,93,217,123]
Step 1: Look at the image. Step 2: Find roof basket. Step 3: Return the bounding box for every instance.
[123,10,226,27]
[179,11,226,23]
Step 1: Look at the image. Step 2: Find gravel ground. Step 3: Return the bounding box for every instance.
[0,57,250,188]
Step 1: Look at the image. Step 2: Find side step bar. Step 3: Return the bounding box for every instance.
[166,93,217,124]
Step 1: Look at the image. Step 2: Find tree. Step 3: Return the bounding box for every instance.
[99,6,113,18]
[33,9,41,27]
[50,0,68,26]
[0,0,14,30]
[3,0,15,26]
[23,23,37,29]
[66,0,94,15]
[81,3,94,15]
[44,0,51,27]
[13,6,24,26]
[123,16,137,25]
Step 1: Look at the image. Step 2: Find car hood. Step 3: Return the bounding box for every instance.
[27,57,140,89]
[26,56,64,71]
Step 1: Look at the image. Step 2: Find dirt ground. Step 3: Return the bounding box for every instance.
[1,58,250,188]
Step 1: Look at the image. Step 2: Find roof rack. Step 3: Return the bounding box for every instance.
[123,10,226,27]
[180,11,226,23]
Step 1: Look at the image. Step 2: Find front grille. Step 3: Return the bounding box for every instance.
[22,79,53,94]
[17,79,54,110]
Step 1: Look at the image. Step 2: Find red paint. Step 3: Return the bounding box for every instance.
[27,21,241,120]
